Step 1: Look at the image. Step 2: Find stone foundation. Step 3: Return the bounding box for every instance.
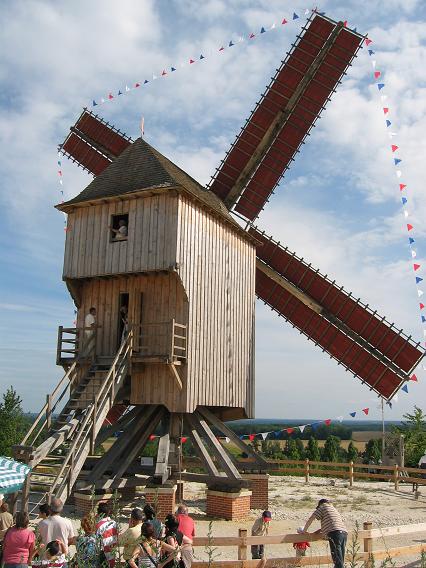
[74,492,120,517]
[144,485,177,521]
[206,489,252,520]
[243,474,269,510]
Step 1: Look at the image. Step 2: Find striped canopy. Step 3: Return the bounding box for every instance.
[0,456,31,494]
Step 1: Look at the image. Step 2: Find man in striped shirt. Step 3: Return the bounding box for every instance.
[303,499,347,568]
[96,502,118,568]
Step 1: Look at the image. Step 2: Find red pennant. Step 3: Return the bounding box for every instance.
[410,374,418,382]
[365,38,373,46]
[181,437,187,443]
[420,303,425,310]
[414,263,421,271]
[407,224,414,231]
[135,83,141,88]
[399,184,407,191]
[324,419,331,426]
[343,20,348,27]
[219,46,225,51]
[383,107,389,114]
[189,59,195,64]
[374,71,381,79]
[108,93,114,99]
[362,408,369,415]
[149,434,156,441]
[249,434,255,441]
[249,32,256,38]
[161,69,167,76]
[58,170,62,175]
[391,144,399,152]
[281,19,287,25]
[286,428,294,434]
[64,227,68,232]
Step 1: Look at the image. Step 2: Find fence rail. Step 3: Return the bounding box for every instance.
[191,521,426,567]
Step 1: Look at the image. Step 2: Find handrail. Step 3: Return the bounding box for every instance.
[21,361,78,445]
[49,331,133,497]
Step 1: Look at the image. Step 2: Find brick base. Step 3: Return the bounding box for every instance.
[243,474,269,510]
[144,485,176,521]
[74,492,121,517]
[206,489,252,520]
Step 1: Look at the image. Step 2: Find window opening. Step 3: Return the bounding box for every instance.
[110,213,128,241]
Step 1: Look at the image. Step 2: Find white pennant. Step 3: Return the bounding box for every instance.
[419,290,424,297]
[394,395,399,403]
[100,98,105,103]
[59,179,63,185]
[125,85,130,92]
[260,432,268,440]
[423,329,426,336]
[152,74,158,80]
[396,170,402,178]
[381,95,388,102]
[270,22,276,29]
[412,250,417,258]
[388,132,397,138]
[298,425,306,433]
[404,210,409,218]
[237,36,244,42]
[372,60,376,68]
[304,8,310,15]
[336,416,344,423]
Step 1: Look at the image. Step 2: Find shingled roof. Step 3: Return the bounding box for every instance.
[58,137,234,223]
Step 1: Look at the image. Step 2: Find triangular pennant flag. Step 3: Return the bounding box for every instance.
[386,401,393,409]
[343,20,348,27]
[260,432,268,440]
[189,59,195,64]
[59,179,63,185]
[396,170,402,178]
[149,434,156,441]
[381,95,388,102]
[199,54,205,59]
[270,22,276,29]
[400,183,407,191]
[368,49,375,55]
[362,408,369,415]
[171,67,176,72]
[401,384,409,393]
[389,132,397,138]
[281,19,287,25]
[391,145,399,152]
[298,425,306,433]
[92,100,98,107]
[410,374,418,382]
[394,395,399,403]
[136,82,142,87]
[117,90,122,95]
[372,60,377,69]
[374,71,381,79]
[383,107,389,114]
[365,38,373,45]
[100,98,105,103]
[249,32,256,38]
[286,428,294,434]
[260,27,266,34]
[181,437,188,443]
[125,85,130,92]
[305,9,310,15]
[152,74,158,80]
[404,210,409,218]
[402,197,407,205]
[416,277,423,284]
[350,412,356,418]
[274,431,281,439]
[418,290,424,297]
[411,250,416,261]
[293,12,299,20]
[394,158,402,165]
[311,422,320,430]
[58,170,62,176]
[377,83,385,90]
[414,263,421,271]
[143,80,148,84]
[409,237,415,245]
[161,69,167,76]
[336,416,344,423]
[228,40,235,47]
[420,303,425,310]
[249,434,255,441]
[421,315,426,322]
[108,93,114,100]
[324,419,331,426]
[386,120,391,127]
[219,46,225,51]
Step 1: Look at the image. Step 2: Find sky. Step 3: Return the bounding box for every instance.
[0,0,425,421]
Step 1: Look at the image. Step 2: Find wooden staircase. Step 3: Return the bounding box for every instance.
[13,332,133,517]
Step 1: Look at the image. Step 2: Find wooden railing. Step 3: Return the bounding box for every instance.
[132,320,187,362]
[56,326,97,364]
[191,521,426,567]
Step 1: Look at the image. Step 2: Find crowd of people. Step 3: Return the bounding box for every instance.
[0,497,195,568]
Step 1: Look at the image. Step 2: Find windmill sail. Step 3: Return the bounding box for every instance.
[252,227,424,399]
[207,14,364,221]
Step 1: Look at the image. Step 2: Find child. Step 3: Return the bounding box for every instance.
[32,539,67,567]
[293,527,310,558]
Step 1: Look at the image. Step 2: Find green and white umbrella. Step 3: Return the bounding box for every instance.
[0,456,31,494]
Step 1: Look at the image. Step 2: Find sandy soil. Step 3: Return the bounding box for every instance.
[62,476,426,565]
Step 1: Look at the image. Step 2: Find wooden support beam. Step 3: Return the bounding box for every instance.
[168,364,183,390]
[184,415,220,477]
[224,22,344,209]
[154,413,171,484]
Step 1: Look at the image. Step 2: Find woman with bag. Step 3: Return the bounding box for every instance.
[2,511,35,567]
[161,515,193,568]
[129,522,179,568]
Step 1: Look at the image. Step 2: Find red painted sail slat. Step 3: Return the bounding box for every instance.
[234,21,363,220]
[256,268,405,399]
[76,111,131,157]
[103,404,128,427]
[252,228,424,384]
[62,132,111,176]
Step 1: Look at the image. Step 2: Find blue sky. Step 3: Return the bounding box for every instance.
[0,0,425,421]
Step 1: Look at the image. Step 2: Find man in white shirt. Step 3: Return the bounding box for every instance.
[110,219,128,240]
[82,307,97,357]
[38,497,75,554]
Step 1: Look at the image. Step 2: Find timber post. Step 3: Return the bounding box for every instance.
[363,521,373,568]
[305,458,310,483]
[238,528,248,561]
[349,461,354,487]
[393,464,399,491]
[46,394,52,431]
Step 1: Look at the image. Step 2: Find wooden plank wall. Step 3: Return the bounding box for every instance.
[77,273,188,411]
[63,193,178,278]
[176,196,256,418]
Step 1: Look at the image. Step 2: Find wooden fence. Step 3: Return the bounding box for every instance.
[191,521,426,567]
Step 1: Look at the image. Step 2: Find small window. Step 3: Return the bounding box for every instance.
[110,214,128,242]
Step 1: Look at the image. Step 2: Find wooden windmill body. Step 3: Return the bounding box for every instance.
[14,13,424,512]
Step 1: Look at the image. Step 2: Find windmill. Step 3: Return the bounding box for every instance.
[13,13,424,516]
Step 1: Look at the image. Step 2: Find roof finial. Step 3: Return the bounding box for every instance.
[140,116,145,138]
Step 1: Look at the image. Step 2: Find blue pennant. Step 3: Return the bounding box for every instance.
[171,67,176,72]
[274,431,281,439]
[402,197,408,204]
[368,49,375,55]
[239,435,245,440]
[229,40,235,47]
[386,401,393,409]
[377,83,385,91]
[57,160,61,165]
[402,384,409,393]
[386,120,391,127]
[349,412,356,418]
[394,158,402,165]
[199,54,205,59]
[144,79,149,84]
[117,90,122,96]
[416,277,423,284]
[293,12,299,19]
[260,27,266,34]
[422,315,426,323]
[353,27,357,32]
[60,190,64,194]
[92,100,98,107]
[311,422,320,430]
[409,237,415,244]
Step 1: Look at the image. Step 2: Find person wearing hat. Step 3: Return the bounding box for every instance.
[251,510,271,559]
